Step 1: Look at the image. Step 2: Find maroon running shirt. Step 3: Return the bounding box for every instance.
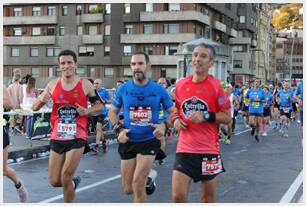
[50,78,88,141]
[175,75,230,154]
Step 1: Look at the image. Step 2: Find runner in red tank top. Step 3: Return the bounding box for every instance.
[170,44,231,203]
[32,50,103,203]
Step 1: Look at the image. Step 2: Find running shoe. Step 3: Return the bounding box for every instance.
[16,180,28,203]
[91,144,99,154]
[146,169,157,195]
[73,176,81,190]
[262,132,267,137]
[254,135,260,142]
[224,138,231,145]
[284,133,289,137]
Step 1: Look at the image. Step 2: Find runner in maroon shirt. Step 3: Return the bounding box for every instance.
[32,50,103,203]
[171,44,231,203]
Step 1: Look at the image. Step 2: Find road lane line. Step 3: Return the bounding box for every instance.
[39,174,121,203]
[279,170,303,203]
[234,128,251,136]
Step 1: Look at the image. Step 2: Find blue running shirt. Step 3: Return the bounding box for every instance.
[277,90,294,110]
[112,80,173,142]
[246,88,265,114]
[96,87,110,116]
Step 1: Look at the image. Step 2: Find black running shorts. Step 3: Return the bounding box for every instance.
[173,153,225,182]
[280,109,292,119]
[118,138,161,160]
[50,138,86,154]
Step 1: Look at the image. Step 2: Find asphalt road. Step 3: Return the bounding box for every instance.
[3,118,303,203]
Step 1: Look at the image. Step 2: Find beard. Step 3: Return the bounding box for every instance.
[133,71,146,82]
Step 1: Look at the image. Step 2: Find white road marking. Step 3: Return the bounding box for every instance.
[234,128,252,136]
[39,174,121,203]
[233,149,248,154]
[279,170,303,203]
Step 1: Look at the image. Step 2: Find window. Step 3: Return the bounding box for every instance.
[251,18,254,25]
[145,3,153,12]
[32,27,41,36]
[106,4,111,14]
[123,45,132,56]
[123,68,133,77]
[31,68,40,77]
[55,67,61,77]
[48,6,56,16]
[164,24,179,34]
[165,68,177,78]
[169,3,180,11]
[62,5,68,16]
[48,67,53,77]
[30,48,39,57]
[32,7,41,16]
[225,4,231,9]
[76,68,86,77]
[144,24,152,34]
[232,45,244,52]
[105,25,111,35]
[239,16,245,23]
[89,4,98,13]
[76,5,82,15]
[144,46,153,55]
[104,68,114,77]
[14,8,22,16]
[79,46,94,56]
[47,27,56,35]
[124,3,131,14]
[89,25,97,35]
[165,46,177,55]
[77,26,83,35]
[47,47,61,57]
[90,67,96,77]
[13,28,22,36]
[125,25,133,34]
[104,46,110,56]
[11,48,20,57]
[59,26,65,36]
[234,60,243,68]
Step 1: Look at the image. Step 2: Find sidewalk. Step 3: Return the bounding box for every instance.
[8,131,116,163]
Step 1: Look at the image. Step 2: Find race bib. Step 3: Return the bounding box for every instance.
[57,105,78,138]
[283,107,290,113]
[202,156,223,175]
[57,123,76,136]
[252,102,259,108]
[129,106,152,126]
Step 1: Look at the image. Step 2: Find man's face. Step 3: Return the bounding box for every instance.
[254,80,260,88]
[59,55,77,78]
[192,46,214,75]
[93,80,102,90]
[158,78,167,88]
[284,82,289,90]
[130,54,148,82]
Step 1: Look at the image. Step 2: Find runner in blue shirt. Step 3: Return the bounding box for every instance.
[91,79,111,153]
[276,81,294,137]
[109,52,175,203]
[246,79,266,142]
[295,81,303,127]
[262,86,273,136]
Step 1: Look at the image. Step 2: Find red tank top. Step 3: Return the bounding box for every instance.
[51,78,88,141]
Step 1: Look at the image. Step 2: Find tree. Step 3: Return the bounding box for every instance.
[272,3,303,30]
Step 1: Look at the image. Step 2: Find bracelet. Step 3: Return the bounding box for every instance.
[171,116,180,124]
[207,112,216,123]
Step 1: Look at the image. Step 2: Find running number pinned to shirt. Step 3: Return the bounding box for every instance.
[57,105,78,138]
[129,106,152,126]
[202,156,222,175]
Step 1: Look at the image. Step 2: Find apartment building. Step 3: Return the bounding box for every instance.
[4,3,263,88]
[276,29,303,81]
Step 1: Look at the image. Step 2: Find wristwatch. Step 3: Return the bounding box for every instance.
[203,111,210,121]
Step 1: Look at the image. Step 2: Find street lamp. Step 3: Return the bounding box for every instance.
[289,28,297,86]
[250,48,267,83]
[182,47,188,77]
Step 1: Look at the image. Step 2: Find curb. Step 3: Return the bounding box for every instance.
[8,131,117,163]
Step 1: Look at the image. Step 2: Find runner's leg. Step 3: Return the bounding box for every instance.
[121,158,136,194]
[48,150,65,187]
[172,170,192,202]
[199,177,218,203]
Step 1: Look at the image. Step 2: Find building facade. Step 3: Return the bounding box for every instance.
[4,3,276,88]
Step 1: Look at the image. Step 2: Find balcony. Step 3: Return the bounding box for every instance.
[229,37,252,45]
[81,14,104,23]
[82,35,103,44]
[120,33,197,44]
[4,16,57,25]
[140,11,210,25]
[251,39,257,47]
[213,21,226,33]
[150,55,177,65]
[230,28,237,37]
[4,36,56,45]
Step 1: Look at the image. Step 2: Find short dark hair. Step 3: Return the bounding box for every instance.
[194,43,216,59]
[132,51,150,63]
[58,49,77,63]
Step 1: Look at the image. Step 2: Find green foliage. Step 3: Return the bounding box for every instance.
[272,3,303,30]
